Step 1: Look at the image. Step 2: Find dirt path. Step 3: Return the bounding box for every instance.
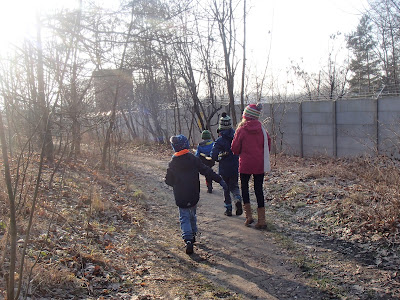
[3,147,398,299]
[194,191,329,299]
[124,151,332,299]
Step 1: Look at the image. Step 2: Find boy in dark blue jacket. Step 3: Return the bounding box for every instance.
[210,113,243,217]
[165,134,227,255]
[195,130,215,193]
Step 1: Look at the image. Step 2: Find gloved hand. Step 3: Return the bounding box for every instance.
[219,179,228,191]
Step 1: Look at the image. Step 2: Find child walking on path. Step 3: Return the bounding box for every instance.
[210,113,243,217]
[165,134,228,254]
[231,104,271,229]
[195,130,215,193]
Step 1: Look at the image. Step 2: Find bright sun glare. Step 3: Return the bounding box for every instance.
[0,3,32,52]
[0,0,80,54]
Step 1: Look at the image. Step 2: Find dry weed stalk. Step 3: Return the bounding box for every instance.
[337,155,400,235]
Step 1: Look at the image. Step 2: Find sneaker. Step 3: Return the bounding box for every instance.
[185,241,194,255]
[235,201,243,216]
[224,209,233,217]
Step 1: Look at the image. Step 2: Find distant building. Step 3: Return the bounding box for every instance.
[92,69,134,112]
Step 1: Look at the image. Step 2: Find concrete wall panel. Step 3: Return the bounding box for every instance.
[303,135,334,147]
[379,111,400,123]
[379,97,400,111]
[336,112,375,125]
[336,99,376,112]
[303,124,332,136]
[303,112,334,124]
[337,124,376,138]
[303,101,333,113]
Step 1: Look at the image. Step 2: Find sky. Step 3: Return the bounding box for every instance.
[246,0,368,82]
[0,0,368,83]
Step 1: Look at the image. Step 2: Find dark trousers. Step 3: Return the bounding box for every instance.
[221,174,241,207]
[240,173,265,208]
[205,176,213,189]
[202,160,215,190]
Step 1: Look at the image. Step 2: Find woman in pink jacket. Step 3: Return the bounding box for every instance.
[231,103,271,229]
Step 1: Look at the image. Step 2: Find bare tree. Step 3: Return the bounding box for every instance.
[240,0,246,113]
[290,34,349,101]
[197,20,226,134]
[173,29,207,131]
[212,0,238,125]
[0,112,17,300]
[99,5,136,170]
[36,13,55,163]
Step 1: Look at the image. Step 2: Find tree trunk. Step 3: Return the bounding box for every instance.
[240,0,247,113]
[214,0,237,125]
[100,89,118,170]
[0,111,16,300]
[70,0,83,159]
[100,5,134,169]
[36,13,54,163]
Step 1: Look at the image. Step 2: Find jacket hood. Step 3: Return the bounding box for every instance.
[241,119,262,134]
[220,128,235,139]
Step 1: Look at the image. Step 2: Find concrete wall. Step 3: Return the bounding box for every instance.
[123,96,400,158]
[269,102,301,156]
[302,101,335,157]
[378,97,400,159]
[335,99,377,157]
[259,97,399,158]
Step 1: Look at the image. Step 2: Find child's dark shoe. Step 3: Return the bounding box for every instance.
[207,187,213,193]
[235,201,243,216]
[224,209,233,216]
[185,241,194,254]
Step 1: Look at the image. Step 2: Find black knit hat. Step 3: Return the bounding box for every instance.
[218,112,232,132]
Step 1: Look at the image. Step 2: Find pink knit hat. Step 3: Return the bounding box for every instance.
[243,103,262,120]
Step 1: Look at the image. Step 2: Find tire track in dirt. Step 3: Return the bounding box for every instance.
[125,152,332,299]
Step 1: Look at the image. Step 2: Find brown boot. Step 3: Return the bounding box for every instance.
[243,203,254,226]
[255,207,267,229]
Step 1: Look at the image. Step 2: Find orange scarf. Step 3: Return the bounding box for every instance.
[174,149,189,157]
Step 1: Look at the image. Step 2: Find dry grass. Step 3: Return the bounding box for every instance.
[28,263,79,296]
[273,154,400,239]
[335,156,400,235]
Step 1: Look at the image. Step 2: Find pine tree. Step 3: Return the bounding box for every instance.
[346,15,381,95]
